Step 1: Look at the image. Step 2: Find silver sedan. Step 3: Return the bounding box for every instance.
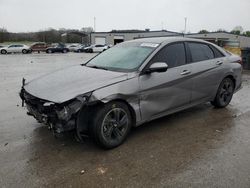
[20,37,242,149]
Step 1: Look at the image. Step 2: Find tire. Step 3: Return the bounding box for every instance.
[211,77,235,108]
[89,49,93,53]
[1,50,7,54]
[47,49,52,53]
[90,101,132,149]
[62,49,68,53]
[22,49,27,54]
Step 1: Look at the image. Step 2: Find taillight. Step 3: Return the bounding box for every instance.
[237,58,243,65]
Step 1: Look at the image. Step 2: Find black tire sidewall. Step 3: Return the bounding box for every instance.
[91,102,132,149]
[1,50,7,54]
[213,78,235,108]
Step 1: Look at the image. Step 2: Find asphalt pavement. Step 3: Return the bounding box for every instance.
[0,53,250,188]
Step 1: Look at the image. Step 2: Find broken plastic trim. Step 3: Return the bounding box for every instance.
[56,92,92,121]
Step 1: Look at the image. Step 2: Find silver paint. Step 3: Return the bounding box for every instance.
[23,37,242,128]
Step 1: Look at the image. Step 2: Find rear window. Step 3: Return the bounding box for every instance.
[188,42,214,62]
[209,45,225,58]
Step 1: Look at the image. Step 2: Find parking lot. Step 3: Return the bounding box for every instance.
[0,53,250,187]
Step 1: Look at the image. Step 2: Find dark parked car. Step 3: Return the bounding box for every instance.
[30,42,51,53]
[46,44,69,53]
[20,37,242,149]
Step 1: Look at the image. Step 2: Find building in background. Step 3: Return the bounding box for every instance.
[186,32,250,55]
[90,30,182,45]
[89,30,250,55]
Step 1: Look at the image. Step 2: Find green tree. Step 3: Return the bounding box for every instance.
[244,31,250,37]
[198,29,209,34]
[231,30,241,35]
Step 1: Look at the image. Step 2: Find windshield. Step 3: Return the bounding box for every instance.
[86,42,159,72]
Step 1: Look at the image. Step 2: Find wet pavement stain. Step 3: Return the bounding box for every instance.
[0,53,250,188]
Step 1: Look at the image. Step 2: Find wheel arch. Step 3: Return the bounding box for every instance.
[76,98,137,136]
[223,74,236,89]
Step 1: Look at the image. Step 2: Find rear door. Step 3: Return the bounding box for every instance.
[139,42,193,120]
[186,42,226,103]
[16,45,23,52]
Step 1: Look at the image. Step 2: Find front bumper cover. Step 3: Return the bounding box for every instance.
[20,85,90,134]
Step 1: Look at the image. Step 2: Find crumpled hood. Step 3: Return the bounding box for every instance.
[24,65,128,103]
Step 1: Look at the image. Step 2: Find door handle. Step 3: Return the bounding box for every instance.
[216,61,223,66]
[180,70,191,75]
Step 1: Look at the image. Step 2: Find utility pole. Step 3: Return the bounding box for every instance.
[94,17,96,32]
[184,17,187,35]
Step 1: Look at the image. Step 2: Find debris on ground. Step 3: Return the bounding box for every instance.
[80,170,85,174]
[97,167,108,175]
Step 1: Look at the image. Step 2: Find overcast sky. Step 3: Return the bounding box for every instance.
[0,0,250,33]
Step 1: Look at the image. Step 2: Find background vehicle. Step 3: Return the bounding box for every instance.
[67,44,81,52]
[74,44,87,52]
[0,44,31,54]
[20,37,242,149]
[46,44,69,53]
[84,44,109,53]
[30,42,51,53]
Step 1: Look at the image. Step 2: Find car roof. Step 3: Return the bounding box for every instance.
[130,37,210,45]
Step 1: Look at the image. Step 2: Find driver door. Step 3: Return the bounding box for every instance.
[139,42,193,121]
[8,45,16,53]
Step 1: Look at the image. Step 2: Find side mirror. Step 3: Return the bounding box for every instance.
[145,62,168,74]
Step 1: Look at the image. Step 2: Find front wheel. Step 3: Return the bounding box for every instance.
[90,102,132,149]
[22,49,27,54]
[1,50,7,54]
[211,78,235,108]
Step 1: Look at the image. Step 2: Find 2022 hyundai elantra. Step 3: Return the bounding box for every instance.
[20,37,242,149]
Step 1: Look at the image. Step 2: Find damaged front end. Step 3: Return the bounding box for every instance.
[20,82,91,135]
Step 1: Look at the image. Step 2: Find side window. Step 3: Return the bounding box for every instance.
[188,42,214,62]
[209,45,225,58]
[150,43,186,68]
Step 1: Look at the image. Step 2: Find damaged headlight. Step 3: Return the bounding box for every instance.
[56,92,92,121]
[43,102,55,107]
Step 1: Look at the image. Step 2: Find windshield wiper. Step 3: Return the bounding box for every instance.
[88,65,108,70]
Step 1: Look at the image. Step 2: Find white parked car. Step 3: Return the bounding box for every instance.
[84,44,109,53]
[0,44,31,54]
[67,44,81,52]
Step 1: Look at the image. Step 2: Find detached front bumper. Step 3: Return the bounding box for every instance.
[20,88,83,134]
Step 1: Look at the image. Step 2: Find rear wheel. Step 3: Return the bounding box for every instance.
[211,78,235,108]
[62,49,67,53]
[1,49,7,54]
[90,102,132,149]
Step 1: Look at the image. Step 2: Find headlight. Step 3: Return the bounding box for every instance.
[43,102,55,107]
[56,92,92,121]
